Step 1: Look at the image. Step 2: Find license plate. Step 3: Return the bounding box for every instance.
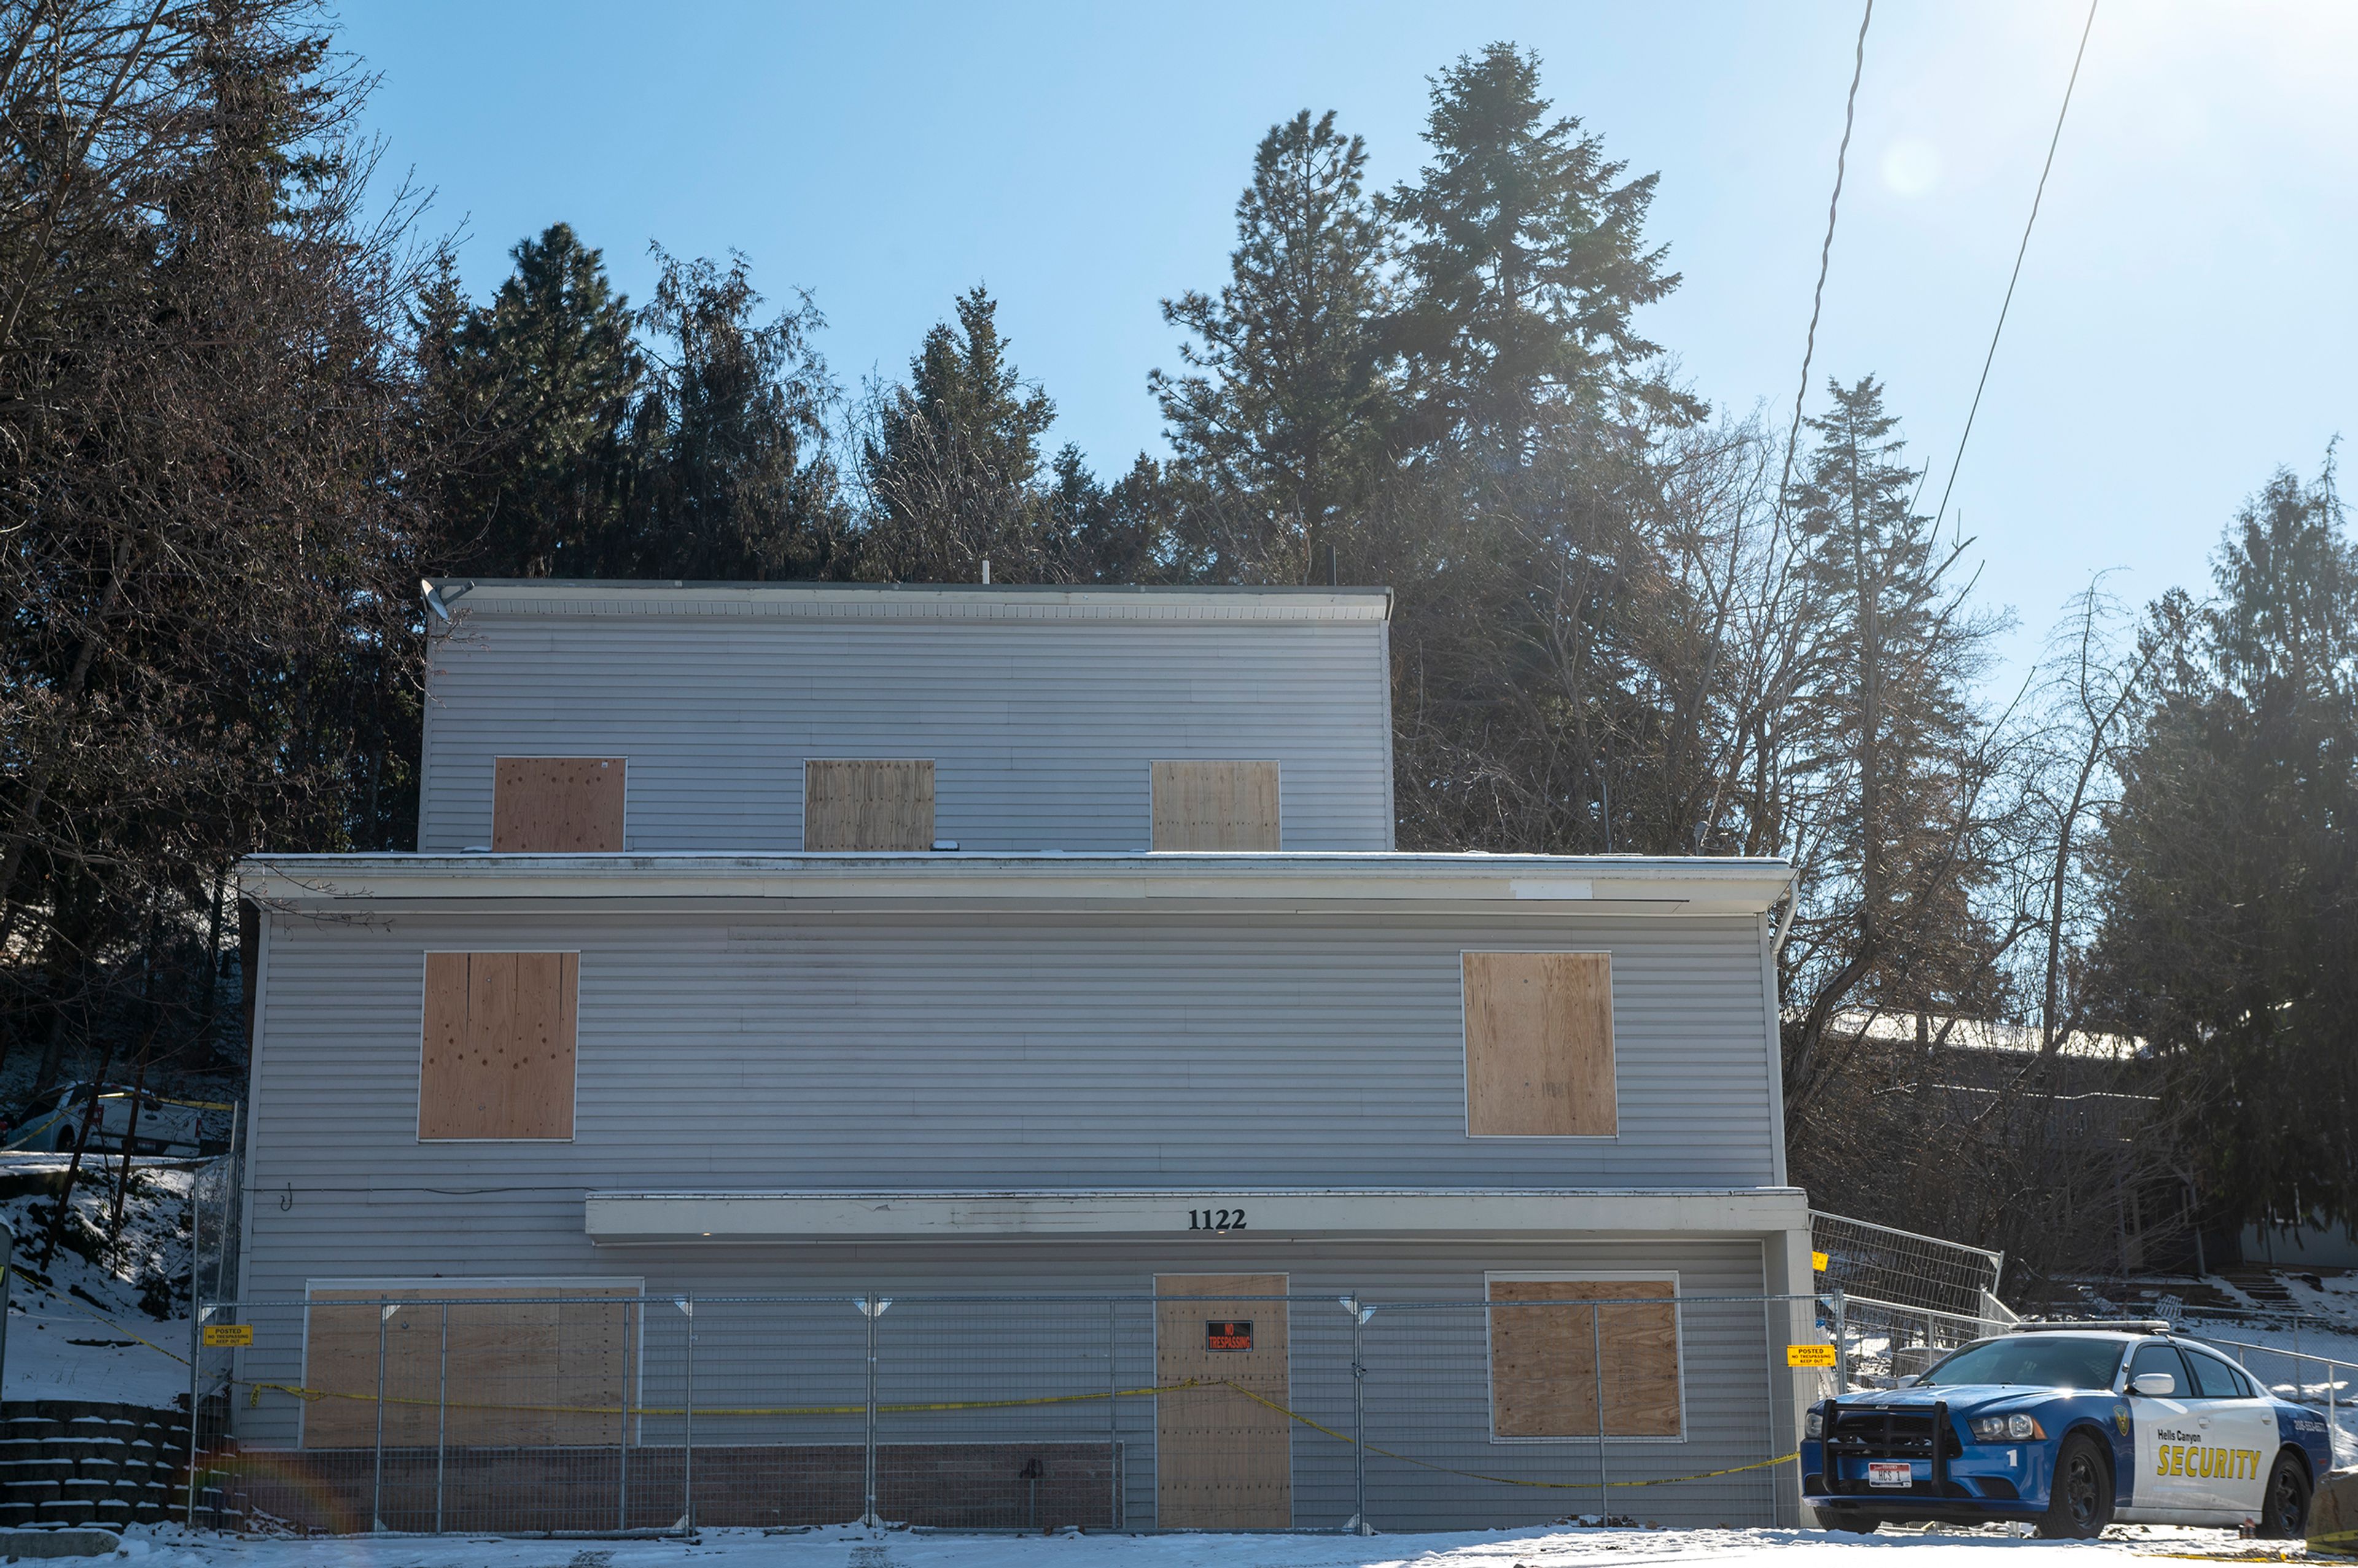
[1868,1461,1913,1488]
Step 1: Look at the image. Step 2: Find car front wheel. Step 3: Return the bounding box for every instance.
[2037,1432,2114,1540]
[2258,1450,2309,1539]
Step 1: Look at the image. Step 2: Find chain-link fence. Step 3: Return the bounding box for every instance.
[185,1289,1826,1537]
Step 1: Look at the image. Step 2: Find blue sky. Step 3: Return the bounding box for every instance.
[338,0,2354,672]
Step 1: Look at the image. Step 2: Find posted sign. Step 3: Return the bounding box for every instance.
[202,1324,253,1348]
[1205,1320,1254,1352]
[1811,1251,1829,1272]
[1786,1343,1837,1368]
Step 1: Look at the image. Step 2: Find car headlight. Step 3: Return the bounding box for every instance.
[1969,1413,2044,1442]
[1805,1408,1824,1439]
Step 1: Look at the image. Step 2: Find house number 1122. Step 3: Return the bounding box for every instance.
[1187,1209,1247,1230]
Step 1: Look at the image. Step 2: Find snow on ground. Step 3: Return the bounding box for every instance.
[97,1521,2319,1568]
[0,1151,201,1406]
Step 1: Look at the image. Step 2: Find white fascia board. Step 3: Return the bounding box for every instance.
[427,578,1393,624]
[237,852,1794,916]
[582,1187,1811,1246]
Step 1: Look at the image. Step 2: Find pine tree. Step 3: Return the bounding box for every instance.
[2094,465,2358,1230]
[418,223,642,576]
[1387,42,1697,454]
[858,286,1059,581]
[623,249,844,580]
[1154,111,1394,584]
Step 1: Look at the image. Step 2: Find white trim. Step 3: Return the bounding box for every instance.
[1459,951,1619,1141]
[413,949,581,1145]
[1482,1269,1688,1445]
[239,852,1792,917]
[232,905,272,1310]
[426,579,1392,625]
[580,1187,1810,1245]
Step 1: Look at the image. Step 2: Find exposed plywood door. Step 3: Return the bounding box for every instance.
[1487,1277,1683,1438]
[804,759,935,851]
[492,758,626,852]
[1150,760,1280,850]
[302,1283,641,1447]
[1155,1273,1290,1528]
[1463,951,1616,1136]
[419,952,577,1140]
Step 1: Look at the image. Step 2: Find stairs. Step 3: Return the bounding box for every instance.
[0,1397,228,1531]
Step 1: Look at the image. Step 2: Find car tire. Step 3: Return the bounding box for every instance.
[2257,1449,2309,1539]
[53,1126,75,1152]
[2036,1431,2114,1540]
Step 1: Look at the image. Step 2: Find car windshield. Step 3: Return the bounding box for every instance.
[1918,1336,2122,1390]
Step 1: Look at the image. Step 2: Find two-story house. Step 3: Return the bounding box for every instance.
[231,578,1810,1532]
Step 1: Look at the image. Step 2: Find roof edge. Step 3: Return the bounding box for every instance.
[426,578,1395,624]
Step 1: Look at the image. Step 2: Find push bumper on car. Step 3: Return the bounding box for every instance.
[1802,1400,2053,1524]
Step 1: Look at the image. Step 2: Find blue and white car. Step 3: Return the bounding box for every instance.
[1800,1324,2333,1538]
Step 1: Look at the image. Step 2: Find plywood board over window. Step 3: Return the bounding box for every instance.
[1487,1275,1683,1440]
[1150,760,1280,850]
[419,952,577,1141]
[804,759,935,851]
[301,1280,641,1448]
[492,758,625,852]
[1462,951,1616,1136]
[1155,1273,1291,1528]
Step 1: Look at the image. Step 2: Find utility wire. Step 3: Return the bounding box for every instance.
[1776,0,1875,514]
[1926,0,2099,533]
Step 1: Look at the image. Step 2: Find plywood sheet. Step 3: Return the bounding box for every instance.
[1150,761,1281,851]
[419,952,577,1141]
[303,1284,641,1448]
[1155,1273,1290,1528]
[492,758,625,852]
[1463,951,1616,1136]
[804,759,935,851]
[1488,1278,1681,1438]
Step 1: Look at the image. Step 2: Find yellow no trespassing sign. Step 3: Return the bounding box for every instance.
[1788,1344,1837,1368]
[1811,1251,1829,1272]
[202,1324,253,1348]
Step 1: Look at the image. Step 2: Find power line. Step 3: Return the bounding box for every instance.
[1926,0,2100,534]
[1776,0,1875,513]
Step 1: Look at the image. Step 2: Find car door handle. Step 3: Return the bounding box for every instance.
[2197,1417,2211,1429]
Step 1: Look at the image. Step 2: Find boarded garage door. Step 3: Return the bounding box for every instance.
[1154,1273,1290,1527]
[302,1281,642,1448]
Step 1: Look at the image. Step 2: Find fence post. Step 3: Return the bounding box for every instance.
[1105,1297,1118,1531]
[1831,1289,1849,1392]
[373,1303,389,1532]
[184,1301,203,1529]
[1591,1305,1609,1523]
[862,1295,882,1528]
[618,1297,631,1532]
[1351,1298,1369,1535]
[435,1302,447,1535]
[683,1292,696,1536]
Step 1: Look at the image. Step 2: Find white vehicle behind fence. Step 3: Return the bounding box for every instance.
[1,1083,231,1158]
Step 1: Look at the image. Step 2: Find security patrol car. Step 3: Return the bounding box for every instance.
[1800,1322,2333,1538]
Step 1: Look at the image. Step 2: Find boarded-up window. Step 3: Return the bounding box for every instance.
[419,953,577,1141]
[1150,760,1280,850]
[804,759,935,851]
[492,758,625,852]
[1463,951,1616,1136]
[1488,1276,1682,1439]
[302,1281,640,1447]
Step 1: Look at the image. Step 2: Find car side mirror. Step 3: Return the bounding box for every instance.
[1894,1375,1920,1388]
[2131,1372,2176,1396]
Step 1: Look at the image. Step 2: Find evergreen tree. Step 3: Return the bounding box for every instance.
[2095,465,2358,1230]
[1154,110,1394,584]
[858,286,1058,581]
[623,249,844,580]
[418,223,642,576]
[1778,377,2009,1112]
[1387,42,1698,454]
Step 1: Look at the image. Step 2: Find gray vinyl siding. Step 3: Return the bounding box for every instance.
[225,1238,1782,1529]
[244,907,1778,1207]
[418,614,1394,853]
